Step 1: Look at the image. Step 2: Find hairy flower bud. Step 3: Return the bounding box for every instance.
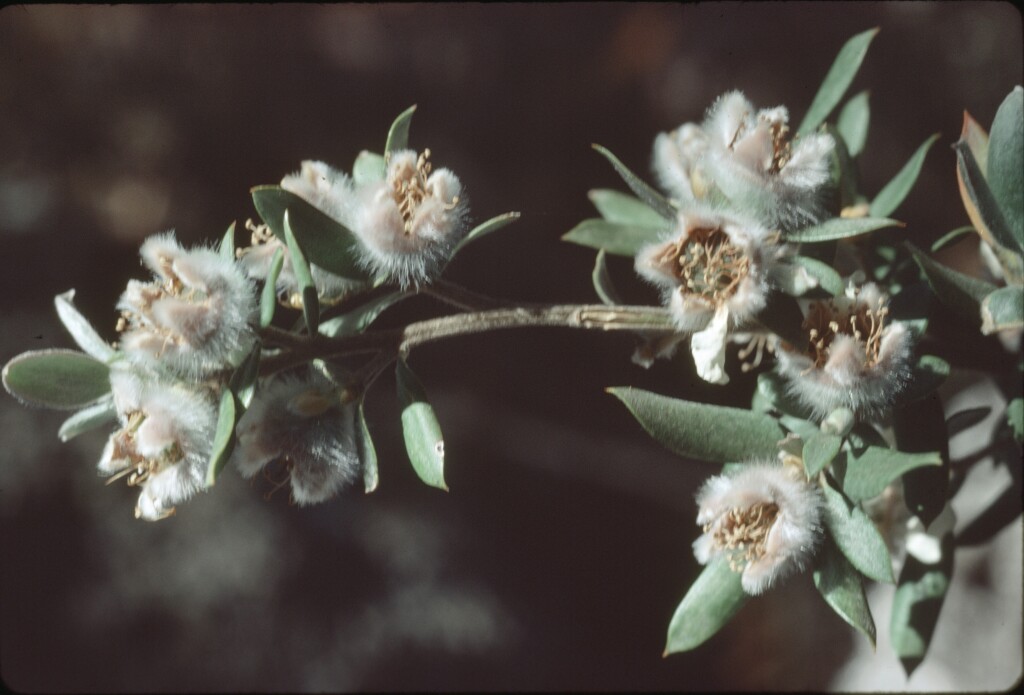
[693,461,824,595]
[230,374,361,505]
[117,233,257,378]
[775,283,913,419]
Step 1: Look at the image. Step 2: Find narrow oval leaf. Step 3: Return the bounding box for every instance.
[228,344,261,410]
[204,389,237,487]
[813,538,877,647]
[797,28,879,135]
[930,226,975,253]
[353,149,386,186]
[959,111,989,175]
[591,144,676,220]
[54,290,116,362]
[894,393,950,526]
[907,242,996,327]
[803,432,843,477]
[842,446,942,502]
[780,415,820,441]
[955,141,1020,254]
[784,216,902,243]
[890,534,953,671]
[384,104,417,157]
[396,358,447,491]
[58,396,117,442]
[452,211,522,256]
[251,185,371,281]
[3,349,111,410]
[283,209,319,335]
[664,558,748,655]
[821,476,894,584]
[869,134,940,219]
[318,290,409,337]
[794,256,845,296]
[608,387,785,463]
[259,246,286,328]
[357,402,379,493]
[987,87,1023,250]
[981,285,1024,335]
[836,90,870,157]
[825,123,859,210]
[588,189,673,228]
[562,218,665,257]
[592,250,623,306]
[220,220,236,261]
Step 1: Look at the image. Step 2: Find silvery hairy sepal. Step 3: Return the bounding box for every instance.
[230,373,361,505]
[117,233,257,379]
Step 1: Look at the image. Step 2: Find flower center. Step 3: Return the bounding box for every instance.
[707,501,780,571]
[387,149,460,235]
[103,411,185,488]
[803,293,889,369]
[659,227,750,303]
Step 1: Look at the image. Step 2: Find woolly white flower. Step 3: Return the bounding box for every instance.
[280,160,352,224]
[652,123,710,203]
[230,374,361,505]
[693,461,824,595]
[98,368,216,520]
[775,283,913,419]
[635,208,779,383]
[117,233,257,378]
[348,149,469,288]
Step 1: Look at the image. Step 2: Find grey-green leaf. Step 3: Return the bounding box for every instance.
[396,358,447,491]
[798,28,879,136]
[664,558,749,655]
[870,134,940,219]
[981,285,1024,335]
[452,211,522,256]
[813,538,877,647]
[3,349,111,410]
[353,149,386,186]
[955,140,1020,254]
[58,396,117,442]
[251,185,371,281]
[842,446,942,502]
[753,371,816,421]
[592,250,623,306]
[283,209,319,335]
[220,220,236,261]
[54,290,116,362]
[986,87,1023,250]
[836,90,871,157]
[821,476,894,583]
[930,226,975,253]
[803,432,843,477]
[562,218,665,257]
[794,256,846,296]
[259,246,286,328]
[1006,398,1023,446]
[591,144,676,220]
[588,189,673,229]
[385,104,417,157]
[357,401,379,493]
[228,344,261,410]
[609,387,785,463]
[908,242,996,328]
[318,291,409,337]
[204,388,237,487]
[784,216,902,243]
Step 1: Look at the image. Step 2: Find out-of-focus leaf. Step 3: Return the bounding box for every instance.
[821,475,894,583]
[353,149,386,185]
[797,27,879,135]
[58,396,116,442]
[251,185,370,281]
[908,242,996,328]
[955,140,1020,254]
[588,189,673,229]
[357,401,379,493]
[986,87,1023,250]
[794,256,845,296]
[959,111,989,176]
[204,389,237,487]
[220,220,236,261]
[944,406,991,438]
[891,533,954,675]
[785,217,902,243]
[592,144,676,220]
[981,285,1024,335]
[562,218,664,257]
[803,432,843,477]
[452,211,521,256]
[1007,398,1024,446]
[898,354,950,404]
[396,358,447,491]
[592,250,623,306]
[54,290,116,362]
[228,344,261,410]
[609,387,785,463]
[664,558,748,655]
[259,246,286,328]
[930,226,975,253]
[779,415,819,441]
[869,134,940,219]
[836,90,870,157]
[318,291,408,337]
[841,446,942,503]
[894,394,950,526]
[283,210,319,335]
[814,538,877,647]
[384,104,417,157]
[3,349,110,410]
[826,123,860,211]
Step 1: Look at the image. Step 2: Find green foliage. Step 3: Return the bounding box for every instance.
[57,397,116,443]
[840,446,942,503]
[591,144,676,220]
[986,87,1023,251]
[981,285,1024,335]
[384,104,417,157]
[814,538,877,647]
[259,246,286,328]
[664,558,748,655]
[357,402,379,494]
[2,349,111,410]
[318,291,408,338]
[54,290,116,362]
[798,27,879,135]
[591,250,623,306]
[891,533,954,675]
[908,242,996,328]
[204,389,237,487]
[836,90,871,157]
[821,475,894,584]
[784,216,902,243]
[396,358,447,491]
[562,218,665,257]
[353,150,386,185]
[452,211,522,256]
[220,221,236,261]
[588,189,672,229]
[870,134,940,218]
[283,209,320,335]
[803,432,843,477]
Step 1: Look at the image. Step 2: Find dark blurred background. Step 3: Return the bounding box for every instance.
[1,3,1021,691]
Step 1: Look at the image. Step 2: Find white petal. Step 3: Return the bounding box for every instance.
[691,304,731,385]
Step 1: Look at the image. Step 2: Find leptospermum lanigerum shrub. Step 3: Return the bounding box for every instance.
[4,29,1022,673]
